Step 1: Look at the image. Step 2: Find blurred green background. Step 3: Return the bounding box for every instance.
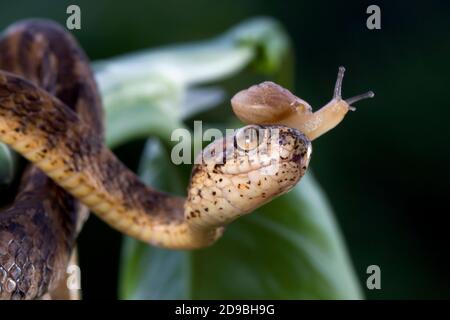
[0,0,449,299]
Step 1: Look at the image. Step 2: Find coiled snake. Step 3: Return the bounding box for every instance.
[0,20,373,299]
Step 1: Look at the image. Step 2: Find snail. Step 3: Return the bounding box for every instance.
[231,67,374,140]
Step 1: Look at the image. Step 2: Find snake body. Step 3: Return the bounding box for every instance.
[0,20,311,299]
[0,20,102,299]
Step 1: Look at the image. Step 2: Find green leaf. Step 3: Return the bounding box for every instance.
[120,140,362,299]
[105,92,184,149]
[94,17,289,93]
[222,17,290,74]
[104,85,225,149]
[95,17,291,144]
[0,143,14,185]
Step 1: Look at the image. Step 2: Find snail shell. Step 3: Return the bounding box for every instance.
[231,81,312,125]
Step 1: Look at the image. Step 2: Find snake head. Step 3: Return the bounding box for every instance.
[186,125,312,228]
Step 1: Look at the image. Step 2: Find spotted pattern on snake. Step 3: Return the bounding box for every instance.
[0,20,311,299]
[0,20,102,299]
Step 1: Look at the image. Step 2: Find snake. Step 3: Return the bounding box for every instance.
[0,20,311,299]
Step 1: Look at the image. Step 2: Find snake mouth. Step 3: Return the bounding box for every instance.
[211,156,301,177]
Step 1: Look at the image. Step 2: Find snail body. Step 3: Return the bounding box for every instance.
[231,67,374,140]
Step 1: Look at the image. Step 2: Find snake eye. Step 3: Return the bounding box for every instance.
[234,125,262,152]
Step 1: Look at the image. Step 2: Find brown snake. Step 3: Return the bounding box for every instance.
[0,20,102,299]
[0,20,373,299]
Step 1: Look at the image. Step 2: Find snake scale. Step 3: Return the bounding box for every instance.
[0,20,312,299]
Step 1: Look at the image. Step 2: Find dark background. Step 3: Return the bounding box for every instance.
[0,0,449,299]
